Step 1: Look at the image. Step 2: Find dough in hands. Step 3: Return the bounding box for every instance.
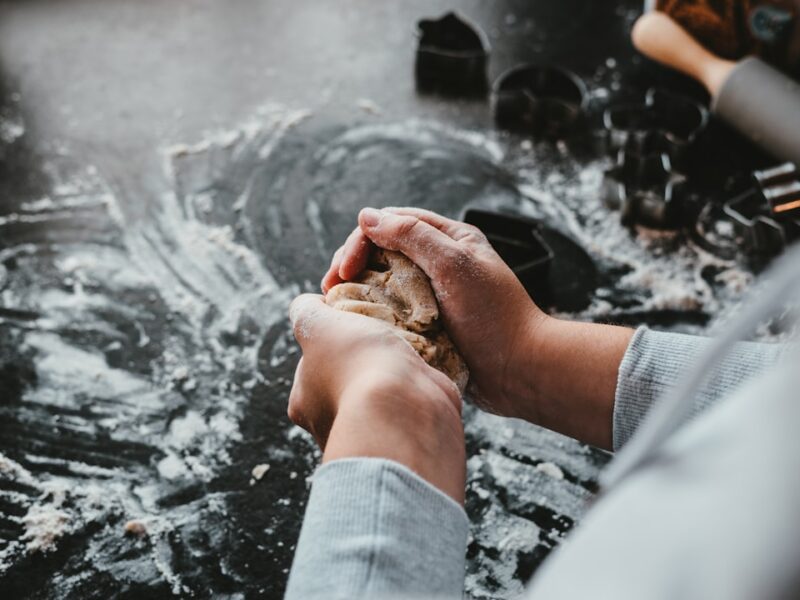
[325,248,469,393]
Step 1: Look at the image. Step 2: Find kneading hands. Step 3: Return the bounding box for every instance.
[288,207,634,502]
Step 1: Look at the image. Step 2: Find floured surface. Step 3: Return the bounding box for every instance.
[0,99,763,599]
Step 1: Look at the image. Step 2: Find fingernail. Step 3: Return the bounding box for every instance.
[361,208,381,228]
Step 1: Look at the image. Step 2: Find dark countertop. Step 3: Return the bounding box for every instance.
[0,1,769,598]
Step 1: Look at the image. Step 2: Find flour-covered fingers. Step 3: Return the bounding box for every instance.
[339,228,373,280]
[289,293,333,348]
[381,206,481,241]
[321,247,345,294]
[357,208,460,277]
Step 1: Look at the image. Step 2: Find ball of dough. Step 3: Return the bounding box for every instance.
[326,248,469,393]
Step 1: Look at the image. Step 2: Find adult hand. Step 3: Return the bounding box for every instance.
[321,207,634,450]
[322,207,547,418]
[288,293,466,502]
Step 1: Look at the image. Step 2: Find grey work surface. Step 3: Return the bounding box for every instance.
[0,1,770,598]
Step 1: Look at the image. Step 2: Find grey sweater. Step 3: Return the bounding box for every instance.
[285,328,794,599]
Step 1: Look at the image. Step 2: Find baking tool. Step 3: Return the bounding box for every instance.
[415,12,490,96]
[461,208,597,312]
[723,189,790,256]
[754,161,800,217]
[692,162,800,259]
[601,135,688,230]
[462,209,553,289]
[603,88,708,168]
[720,162,800,256]
[632,11,800,167]
[491,65,587,137]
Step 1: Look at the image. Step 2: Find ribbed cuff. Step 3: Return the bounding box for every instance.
[285,457,469,600]
[613,327,785,450]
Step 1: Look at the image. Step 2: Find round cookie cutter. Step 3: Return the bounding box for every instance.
[491,64,587,138]
[415,12,490,97]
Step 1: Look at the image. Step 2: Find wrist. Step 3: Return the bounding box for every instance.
[323,372,466,503]
[501,309,558,421]
[502,316,634,449]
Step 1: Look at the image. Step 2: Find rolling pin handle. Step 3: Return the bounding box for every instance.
[631,11,736,96]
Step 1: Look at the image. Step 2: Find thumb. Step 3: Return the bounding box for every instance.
[289,293,331,347]
[358,208,459,276]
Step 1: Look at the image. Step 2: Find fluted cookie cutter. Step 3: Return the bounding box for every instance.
[415,12,490,96]
[491,64,587,138]
[753,161,800,218]
[603,88,708,169]
[601,133,689,230]
[462,209,553,288]
[721,162,800,257]
[460,208,597,312]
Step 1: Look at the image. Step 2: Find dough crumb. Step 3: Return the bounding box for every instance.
[123,519,148,538]
[536,462,565,480]
[251,463,271,482]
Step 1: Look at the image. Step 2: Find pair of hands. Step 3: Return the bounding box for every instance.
[287,207,549,502]
[287,207,632,502]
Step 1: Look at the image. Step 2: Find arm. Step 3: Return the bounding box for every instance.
[324,207,785,451]
[324,207,632,450]
[284,295,469,599]
[285,459,468,600]
[612,326,786,449]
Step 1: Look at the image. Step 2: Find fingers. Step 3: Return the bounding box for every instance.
[321,247,345,294]
[339,229,373,280]
[289,293,331,347]
[357,208,460,276]
[322,207,481,293]
[321,229,374,293]
[381,207,477,241]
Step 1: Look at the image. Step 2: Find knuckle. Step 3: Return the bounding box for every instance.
[464,224,487,242]
[394,216,420,238]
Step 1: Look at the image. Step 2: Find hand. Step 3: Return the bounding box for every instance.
[321,207,634,450]
[288,293,466,502]
[322,207,547,418]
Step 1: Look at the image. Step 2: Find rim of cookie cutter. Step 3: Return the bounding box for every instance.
[491,64,587,136]
[723,189,790,257]
[461,208,554,274]
[415,12,490,96]
[603,88,709,162]
[601,143,688,230]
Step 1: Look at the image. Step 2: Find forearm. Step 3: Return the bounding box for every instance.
[323,382,466,503]
[507,316,634,450]
[509,319,786,452]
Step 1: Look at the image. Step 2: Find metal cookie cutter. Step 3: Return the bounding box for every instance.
[601,133,688,230]
[754,162,800,218]
[461,209,553,291]
[491,64,587,138]
[603,88,708,169]
[461,208,597,312]
[415,12,490,97]
[722,162,800,257]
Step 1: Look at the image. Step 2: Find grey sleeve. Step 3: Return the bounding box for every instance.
[613,327,785,450]
[284,457,469,600]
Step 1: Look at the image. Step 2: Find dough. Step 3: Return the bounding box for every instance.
[326,249,469,393]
